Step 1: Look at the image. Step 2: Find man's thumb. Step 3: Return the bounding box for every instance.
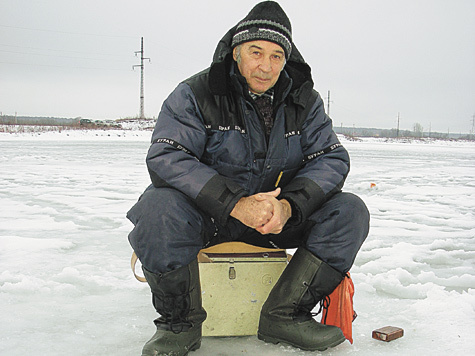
[262,187,281,197]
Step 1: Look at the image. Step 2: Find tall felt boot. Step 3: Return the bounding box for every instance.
[258,247,345,351]
[141,259,206,356]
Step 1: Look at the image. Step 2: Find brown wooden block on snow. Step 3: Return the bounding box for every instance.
[372,326,404,342]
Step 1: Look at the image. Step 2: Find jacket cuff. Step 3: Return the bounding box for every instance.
[195,174,248,226]
[279,177,326,225]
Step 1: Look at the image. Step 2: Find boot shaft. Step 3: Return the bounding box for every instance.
[143,259,206,329]
[261,247,344,320]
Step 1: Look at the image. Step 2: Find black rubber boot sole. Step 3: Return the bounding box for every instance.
[258,330,345,351]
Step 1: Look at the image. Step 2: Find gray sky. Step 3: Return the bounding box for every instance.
[1,0,474,133]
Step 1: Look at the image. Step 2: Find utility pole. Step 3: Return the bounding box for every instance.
[327,90,331,116]
[396,112,400,138]
[471,113,475,140]
[133,37,150,119]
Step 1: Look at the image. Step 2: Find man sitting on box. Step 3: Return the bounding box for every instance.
[127,1,370,355]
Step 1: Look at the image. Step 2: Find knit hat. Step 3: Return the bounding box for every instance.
[231,1,292,59]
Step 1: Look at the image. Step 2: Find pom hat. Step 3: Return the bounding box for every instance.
[231,1,292,60]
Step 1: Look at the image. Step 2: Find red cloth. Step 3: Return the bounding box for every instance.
[321,274,356,344]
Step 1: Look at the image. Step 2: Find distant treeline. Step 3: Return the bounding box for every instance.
[334,126,471,140]
[0,116,122,129]
[0,116,80,126]
[1,116,471,140]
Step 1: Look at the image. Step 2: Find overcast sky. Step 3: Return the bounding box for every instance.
[1,0,474,133]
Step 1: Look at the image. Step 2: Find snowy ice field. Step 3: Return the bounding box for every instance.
[1,129,474,356]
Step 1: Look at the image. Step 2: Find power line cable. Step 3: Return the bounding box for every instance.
[0,49,132,63]
[0,43,127,57]
[0,60,131,72]
[0,24,137,39]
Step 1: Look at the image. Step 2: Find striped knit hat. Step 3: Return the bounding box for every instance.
[231,1,292,60]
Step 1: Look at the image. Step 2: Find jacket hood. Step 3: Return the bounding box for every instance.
[208,25,313,95]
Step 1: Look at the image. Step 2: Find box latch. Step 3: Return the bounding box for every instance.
[229,266,236,279]
[228,259,236,279]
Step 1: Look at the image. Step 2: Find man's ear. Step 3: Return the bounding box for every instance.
[232,46,238,61]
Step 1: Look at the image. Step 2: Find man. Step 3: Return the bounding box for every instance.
[127,2,370,355]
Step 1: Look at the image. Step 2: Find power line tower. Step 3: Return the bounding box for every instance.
[133,37,150,119]
[326,90,332,116]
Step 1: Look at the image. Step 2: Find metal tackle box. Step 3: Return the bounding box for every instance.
[198,242,289,336]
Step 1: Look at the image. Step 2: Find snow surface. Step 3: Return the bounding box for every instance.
[1,130,474,355]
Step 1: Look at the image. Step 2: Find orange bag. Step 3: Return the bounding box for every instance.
[321,273,356,344]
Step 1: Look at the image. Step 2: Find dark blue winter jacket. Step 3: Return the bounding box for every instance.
[146,27,350,227]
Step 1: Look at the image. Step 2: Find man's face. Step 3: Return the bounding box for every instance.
[233,40,286,95]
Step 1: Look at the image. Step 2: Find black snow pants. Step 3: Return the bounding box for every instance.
[127,185,370,274]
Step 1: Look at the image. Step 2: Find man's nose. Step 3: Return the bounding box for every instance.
[259,57,272,72]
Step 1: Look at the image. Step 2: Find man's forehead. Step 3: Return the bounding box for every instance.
[243,40,285,54]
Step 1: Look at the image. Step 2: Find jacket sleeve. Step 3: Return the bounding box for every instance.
[279,91,350,224]
[146,83,248,225]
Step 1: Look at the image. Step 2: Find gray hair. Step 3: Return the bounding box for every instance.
[234,44,243,64]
